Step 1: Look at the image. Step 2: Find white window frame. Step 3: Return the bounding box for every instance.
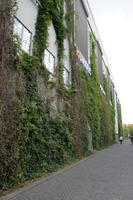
[14,17,32,54]
[44,49,55,75]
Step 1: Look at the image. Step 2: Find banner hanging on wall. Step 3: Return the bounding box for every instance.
[76,46,91,75]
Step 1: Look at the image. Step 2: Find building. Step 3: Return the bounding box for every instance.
[13,0,121,142]
[74,0,120,139]
[0,0,123,187]
[14,0,121,138]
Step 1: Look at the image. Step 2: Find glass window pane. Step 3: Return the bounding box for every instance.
[44,50,55,74]
[14,18,22,39]
[49,54,55,74]
[63,68,69,86]
[44,49,50,69]
[22,27,31,53]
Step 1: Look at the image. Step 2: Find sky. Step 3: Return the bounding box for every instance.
[88,0,133,124]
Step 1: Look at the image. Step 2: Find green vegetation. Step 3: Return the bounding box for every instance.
[103,74,109,98]
[0,0,122,192]
[118,103,123,137]
[123,124,133,137]
[1,0,75,190]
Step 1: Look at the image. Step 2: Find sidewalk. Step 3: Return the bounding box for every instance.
[1,140,133,200]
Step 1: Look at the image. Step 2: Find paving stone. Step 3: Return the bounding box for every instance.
[1,140,133,200]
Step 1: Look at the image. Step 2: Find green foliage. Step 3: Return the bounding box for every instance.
[111,100,116,143]
[78,67,101,150]
[1,0,117,191]
[118,103,123,137]
[130,129,133,136]
[34,0,66,61]
[88,35,101,149]
[123,125,129,137]
[103,74,108,98]
[123,124,132,137]
[0,0,75,190]
[100,94,115,145]
[123,124,133,137]
[100,76,115,145]
[71,33,116,153]
[110,84,113,103]
[5,50,75,186]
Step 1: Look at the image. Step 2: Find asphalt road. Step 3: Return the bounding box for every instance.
[1,140,133,200]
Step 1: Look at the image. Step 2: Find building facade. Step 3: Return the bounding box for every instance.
[0,0,123,188]
[13,0,122,146]
[74,0,120,139]
[14,0,121,146]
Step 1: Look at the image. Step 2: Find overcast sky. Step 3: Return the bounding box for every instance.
[88,0,133,124]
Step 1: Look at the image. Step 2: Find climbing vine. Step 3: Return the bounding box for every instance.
[103,74,108,98]
[0,0,120,192]
[13,0,75,183]
[118,103,123,137]
[0,0,75,190]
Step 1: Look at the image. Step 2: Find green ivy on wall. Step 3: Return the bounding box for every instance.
[0,0,121,191]
[118,103,123,137]
[0,0,75,190]
[14,0,75,183]
[71,33,116,152]
[103,74,109,98]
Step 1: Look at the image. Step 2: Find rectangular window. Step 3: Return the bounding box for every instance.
[14,17,32,54]
[44,49,55,74]
[63,67,70,87]
[14,18,23,38]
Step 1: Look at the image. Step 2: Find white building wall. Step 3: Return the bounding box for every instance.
[16,0,38,53]
[47,22,58,66]
[64,37,71,71]
[63,1,71,84]
[16,0,38,35]
[64,1,71,71]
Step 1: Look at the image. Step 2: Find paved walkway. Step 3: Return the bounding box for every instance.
[1,140,133,200]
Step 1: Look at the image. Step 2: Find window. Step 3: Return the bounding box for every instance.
[63,67,70,87]
[14,17,32,53]
[63,37,71,87]
[44,49,55,74]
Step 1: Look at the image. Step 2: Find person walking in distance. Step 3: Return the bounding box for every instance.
[119,136,123,144]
